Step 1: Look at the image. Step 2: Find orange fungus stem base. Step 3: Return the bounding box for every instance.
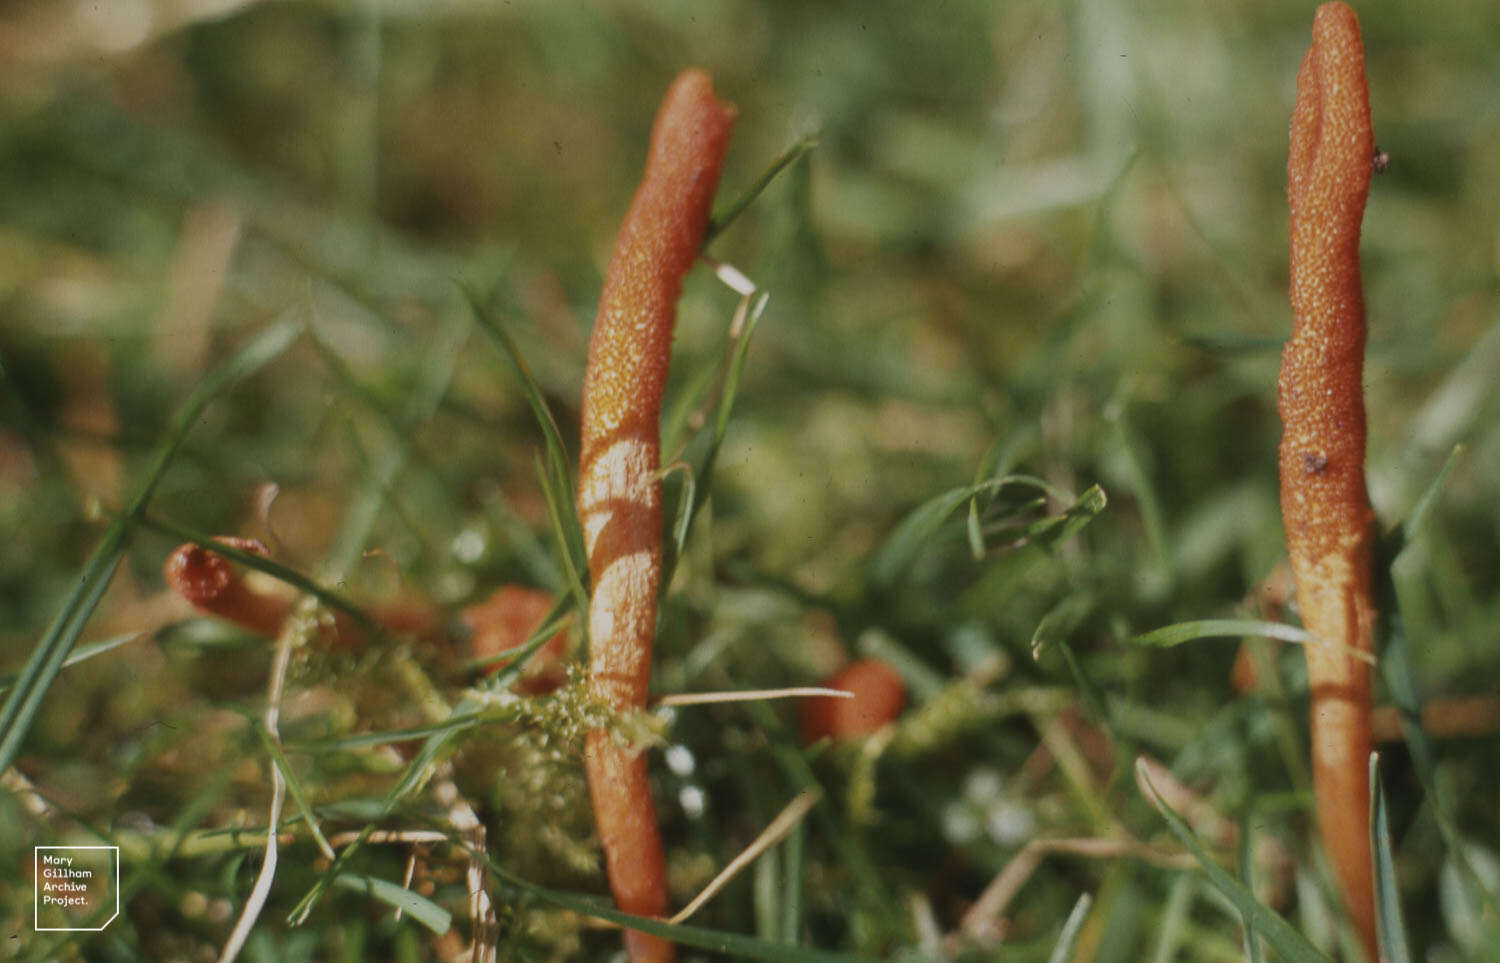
[1279,4,1377,957]
[577,68,735,963]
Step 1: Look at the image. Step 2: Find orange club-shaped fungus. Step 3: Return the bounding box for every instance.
[164,537,292,640]
[801,659,908,744]
[164,538,385,650]
[1279,3,1378,956]
[577,69,735,963]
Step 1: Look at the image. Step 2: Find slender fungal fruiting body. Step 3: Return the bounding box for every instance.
[578,69,735,963]
[1278,4,1377,956]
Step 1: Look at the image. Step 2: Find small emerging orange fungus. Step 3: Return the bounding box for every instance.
[577,68,735,963]
[462,585,568,693]
[164,537,289,639]
[801,659,908,743]
[163,538,368,650]
[1279,3,1377,956]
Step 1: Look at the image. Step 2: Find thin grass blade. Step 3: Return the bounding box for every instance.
[1132,619,1313,649]
[706,136,819,244]
[1370,753,1412,963]
[1045,892,1093,963]
[486,857,875,962]
[0,320,298,773]
[1137,758,1333,963]
[332,873,452,935]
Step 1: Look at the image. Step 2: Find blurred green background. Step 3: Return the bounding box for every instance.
[2,0,1498,960]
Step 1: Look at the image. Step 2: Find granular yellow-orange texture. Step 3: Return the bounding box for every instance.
[577,68,735,963]
[1278,4,1377,957]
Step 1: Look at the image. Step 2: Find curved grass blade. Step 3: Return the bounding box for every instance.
[461,283,575,499]
[324,302,470,579]
[1133,619,1312,649]
[706,135,819,244]
[780,822,805,945]
[333,873,452,935]
[870,474,1064,587]
[1370,754,1412,963]
[137,513,382,639]
[661,290,767,587]
[1137,758,1333,963]
[486,858,875,962]
[0,319,299,774]
[465,599,572,683]
[288,694,487,925]
[1241,799,1265,963]
[1046,892,1093,963]
[293,713,492,754]
[1399,444,1462,548]
[252,717,335,861]
[0,632,138,696]
[534,453,589,618]
[463,283,588,598]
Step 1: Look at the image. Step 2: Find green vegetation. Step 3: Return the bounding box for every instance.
[2,1,1498,960]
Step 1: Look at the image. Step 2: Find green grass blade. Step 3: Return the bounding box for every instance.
[467,281,589,600]
[1400,444,1462,546]
[706,135,819,244]
[534,453,590,619]
[469,597,572,685]
[1148,875,1195,963]
[288,695,486,925]
[0,543,123,770]
[252,718,335,861]
[1370,753,1412,963]
[967,425,1041,559]
[1020,484,1108,547]
[0,631,138,696]
[332,874,452,935]
[666,462,698,570]
[1381,613,1491,918]
[870,474,1061,586]
[1137,758,1333,963]
[1132,619,1311,649]
[780,822,806,945]
[294,714,492,753]
[323,304,470,578]
[1030,594,1096,663]
[138,513,382,639]
[1241,799,1265,963]
[661,289,767,587]
[0,320,298,774]
[462,283,576,497]
[1046,892,1093,963]
[486,858,875,962]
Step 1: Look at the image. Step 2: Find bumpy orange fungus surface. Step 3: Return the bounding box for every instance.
[1278,4,1377,956]
[577,68,735,963]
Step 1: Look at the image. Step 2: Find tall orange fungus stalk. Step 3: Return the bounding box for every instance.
[578,68,735,963]
[1279,3,1377,956]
